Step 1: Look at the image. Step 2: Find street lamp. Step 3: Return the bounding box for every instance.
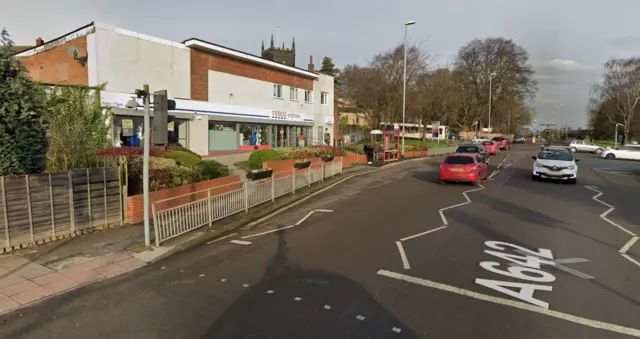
[488,72,496,132]
[532,119,537,143]
[402,20,416,157]
[560,104,564,139]
[615,123,624,148]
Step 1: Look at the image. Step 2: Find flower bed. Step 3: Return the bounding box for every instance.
[294,159,311,169]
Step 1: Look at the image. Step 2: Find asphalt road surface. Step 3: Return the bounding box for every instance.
[1,144,639,339]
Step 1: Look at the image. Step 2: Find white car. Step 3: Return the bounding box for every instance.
[531,147,579,184]
[472,136,489,143]
[568,140,604,154]
[601,145,640,160]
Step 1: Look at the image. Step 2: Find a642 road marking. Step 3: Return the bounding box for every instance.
[475,241,557,309]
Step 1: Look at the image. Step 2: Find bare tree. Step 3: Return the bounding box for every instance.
[590,57,640,142]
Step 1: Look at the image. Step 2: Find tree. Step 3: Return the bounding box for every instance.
[44,84,112,172]
[0,28,49,175]
[589,57,640,142]
[451,37,537,132]
[320,56,342,90]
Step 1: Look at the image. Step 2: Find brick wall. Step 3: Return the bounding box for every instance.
[190,49,314,101]
[127,175,242,224]
[20,36,89,86]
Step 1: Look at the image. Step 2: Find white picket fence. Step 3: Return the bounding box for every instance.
[152,159,343,246]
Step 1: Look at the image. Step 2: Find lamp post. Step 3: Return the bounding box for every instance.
[615,123,624,148]
[560,104,564,139]
[532,119,537,144]
[488,72,496,132]
[402,20,416,157]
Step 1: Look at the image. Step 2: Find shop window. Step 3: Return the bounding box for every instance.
[273,84,283,99]
[209,121,236,131]
[290,87,298,101]
[321,92,329,105]
[240,123,269,146]
[304,90,312,103]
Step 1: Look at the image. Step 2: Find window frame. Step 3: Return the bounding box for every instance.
[273,84,283,99]
[289,87,298,101]
[304,90,313,103]
[321,92,329,105]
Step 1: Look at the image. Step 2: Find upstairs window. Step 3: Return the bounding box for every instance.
[290,87,298,101]
[304,90,312,103]
[321,92,329,105]
[273,84,283,98]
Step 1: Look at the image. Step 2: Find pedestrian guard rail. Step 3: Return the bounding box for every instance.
[152,159,343,246]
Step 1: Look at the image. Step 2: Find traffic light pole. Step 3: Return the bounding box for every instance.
[142,84,151,247]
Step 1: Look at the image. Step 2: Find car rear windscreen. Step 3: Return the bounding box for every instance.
[492,137,504,141]
[481,141,493,145]
[445,156,475,165]
[456,146,479,153]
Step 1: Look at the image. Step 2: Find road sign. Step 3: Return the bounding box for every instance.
[393,123,400,131]
[532,128,537,133]
[432,121,440,138]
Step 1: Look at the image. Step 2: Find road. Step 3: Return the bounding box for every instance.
[1,144,639,338]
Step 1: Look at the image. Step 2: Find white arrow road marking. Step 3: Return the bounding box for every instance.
[377,269,640,338]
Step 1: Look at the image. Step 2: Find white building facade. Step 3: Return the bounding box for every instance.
[17,22,335,156]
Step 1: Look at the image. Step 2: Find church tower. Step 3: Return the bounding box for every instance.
[261,35,296,67]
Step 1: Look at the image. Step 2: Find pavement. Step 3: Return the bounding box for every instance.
[0,144,639,338]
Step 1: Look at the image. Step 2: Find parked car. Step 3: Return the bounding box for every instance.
[567,140,604,154]
[455,143,490,164]
[601,145,640,160]
[491,136,510,150]
[531,147,579,184]
[439,153,489,185]
[481,140,499,155]
[513,136,525,144]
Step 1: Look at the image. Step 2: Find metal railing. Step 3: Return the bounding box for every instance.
[152,159,344,246]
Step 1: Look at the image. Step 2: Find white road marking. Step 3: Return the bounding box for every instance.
[391,327,402,334]
[160,266,166,270]
[396,241,411,269]
[220,278,226,282]
[438,184,485,225]
[242,284,250,288]
[199,274,205,277]
[377,269,640,337]
[266,290,274,294]
[242,225,296,239]
[593,168,640,178]
[230,240,252,245]
[620,236,639,254]
[622,254,640,268]
[584,186,637,237]
[294,297,302,301]
[295,209,334,225]
[400,226,447,242]
[206,233,237,244]
[356,315,366,321]
[323,305,331,310]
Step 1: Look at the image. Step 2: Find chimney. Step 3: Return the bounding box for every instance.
[308,55,314,72]
[36,37,44,46]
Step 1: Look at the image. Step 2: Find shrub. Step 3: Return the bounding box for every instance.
[248,149,281,169]
[195,160,229,180]
[96,147,166,157]
[343,145,362,153]
[127,156,198,195]
[275,147,346,160]
[163,150,201,167]
[168,145,201,159]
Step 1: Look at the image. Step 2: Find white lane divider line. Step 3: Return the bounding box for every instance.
[438,184,485,226]
[585,186,640,268]
[230,240,252,245]
[377,269,640,338]
[584,186,637,237]
[242,225,296,239]
[396,241,411,269]
[241,209,334,239]
[620,236,639,254]
[400,226,447,242]
[206,233,237,245]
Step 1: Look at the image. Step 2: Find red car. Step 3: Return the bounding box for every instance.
[492,136,510,150]
[439,153,489,185]
[481,140,499,155]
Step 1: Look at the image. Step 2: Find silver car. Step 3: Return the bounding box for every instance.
[568,140,604,154]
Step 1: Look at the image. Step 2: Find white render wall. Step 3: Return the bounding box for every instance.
[90,26,191,99]
[314,73,335,143]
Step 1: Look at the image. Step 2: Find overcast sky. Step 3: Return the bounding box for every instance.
[4,0,640,128]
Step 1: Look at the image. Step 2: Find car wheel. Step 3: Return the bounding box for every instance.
[568,178,577,185]
[570,147,577,153]
[531,174,539,181]
[595,148,603,154]
[605,153,615,160]
[438,180,446,185]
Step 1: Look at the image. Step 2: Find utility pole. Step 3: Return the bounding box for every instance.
[142,84,151,247]
[560,104,564,139]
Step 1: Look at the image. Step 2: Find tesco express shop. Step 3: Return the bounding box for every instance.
[102,91,320,155]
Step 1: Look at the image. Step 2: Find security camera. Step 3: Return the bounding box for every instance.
[125,97,138,109]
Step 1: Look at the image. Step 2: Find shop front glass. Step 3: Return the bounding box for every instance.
[208,121,238,151]
[113,116,146,147]
[239,123,271,148]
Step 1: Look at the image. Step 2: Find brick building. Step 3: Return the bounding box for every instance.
[15,22,336,155]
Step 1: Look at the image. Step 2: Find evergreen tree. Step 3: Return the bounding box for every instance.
[319,56,342,90]
[0,28,49,175]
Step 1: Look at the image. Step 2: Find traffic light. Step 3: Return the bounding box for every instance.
[152,90,176,147]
